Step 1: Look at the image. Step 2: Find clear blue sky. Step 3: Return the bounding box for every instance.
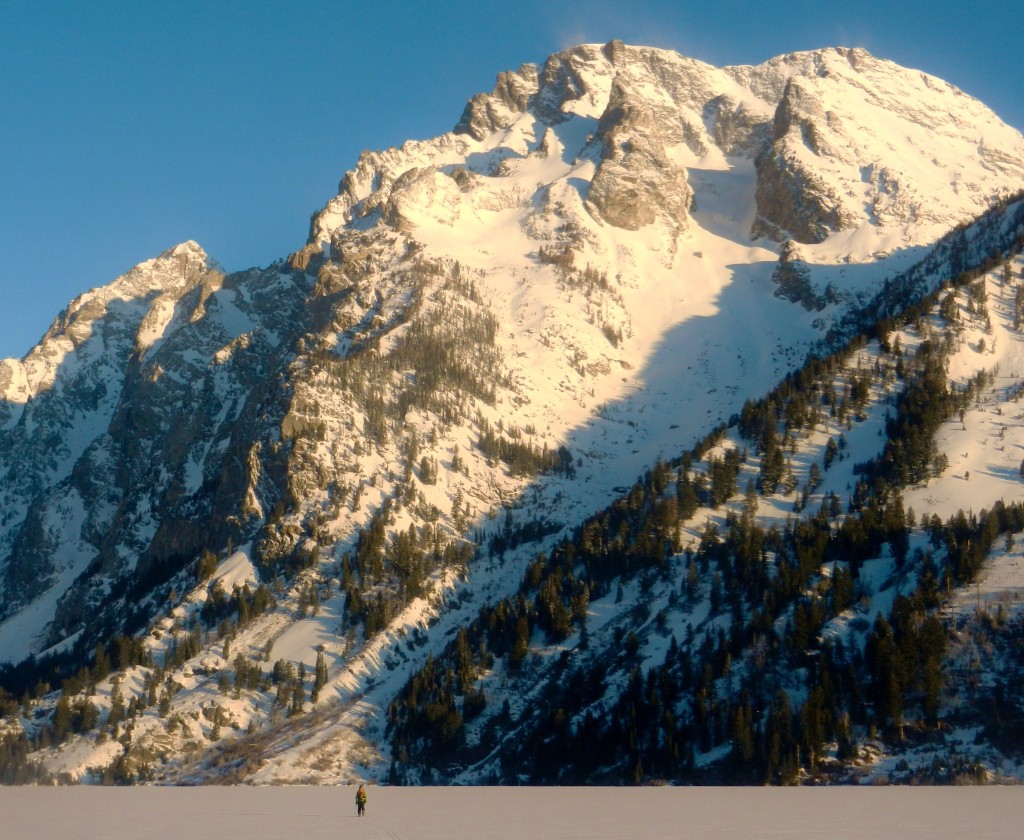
[2,0,1021,359]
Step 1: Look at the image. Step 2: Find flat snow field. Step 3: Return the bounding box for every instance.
[2,786,1023,839]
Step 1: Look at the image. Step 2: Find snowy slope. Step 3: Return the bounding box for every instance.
[2,42,1024,785]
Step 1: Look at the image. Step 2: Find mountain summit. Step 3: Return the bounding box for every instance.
[3,42,1024,785]
[316,43,1024,248]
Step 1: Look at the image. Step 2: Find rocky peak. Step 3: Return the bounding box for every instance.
[455,63,540,141]
[531,43,610,123]
[753,75,859,243]
[1,241,212,404]
[749,47,1024,243]
[305,41,1024,258]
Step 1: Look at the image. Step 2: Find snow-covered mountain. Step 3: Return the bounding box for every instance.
[3,42,1024,785]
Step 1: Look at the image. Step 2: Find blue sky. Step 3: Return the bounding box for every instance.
[2,0,1021,359]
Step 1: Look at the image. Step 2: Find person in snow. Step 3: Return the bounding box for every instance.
[355,784,367,817]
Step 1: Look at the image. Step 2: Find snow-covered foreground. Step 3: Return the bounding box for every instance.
[2,786,1023,839]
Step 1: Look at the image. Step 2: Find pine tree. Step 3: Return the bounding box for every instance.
[312,648,329,703]
[823,436,839,469]
[759,438,785,495]
[291,665,306,716]
[107,682,125,729]
[808,462,822,491]
[93,643,111,682]
[52,694,72,741]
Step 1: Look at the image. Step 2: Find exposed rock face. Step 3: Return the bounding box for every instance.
[744,47,1024,242]
[531,44,609,123]
[588,81,693,232]
[455,64,540,140]
[287,242,324,273]
[703,94,772,155]
[752,78,860,243]
[754,145,859,243]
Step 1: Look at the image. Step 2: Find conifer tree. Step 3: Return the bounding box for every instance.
[312,648,329,702]
[93,643,111,682]
[52,694,72,741]
[291,664,306,716]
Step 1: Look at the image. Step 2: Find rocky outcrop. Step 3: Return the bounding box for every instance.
[752,79,860,243]
[753,145,858,243]
[703,94,772,155]
[455,64,539,140]
[382,167,462,230]
[288,242,326,274]
[588,81,692,232]
[531,44,608,124]
[771,239,829,309]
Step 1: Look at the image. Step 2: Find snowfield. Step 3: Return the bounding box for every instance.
[1,786,1023,839]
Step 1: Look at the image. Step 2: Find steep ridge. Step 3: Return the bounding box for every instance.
[376,240,1024,785]
[1,42,1024,784]
[0,243,215,620]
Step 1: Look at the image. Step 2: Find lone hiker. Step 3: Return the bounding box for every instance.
[356,783,367,817]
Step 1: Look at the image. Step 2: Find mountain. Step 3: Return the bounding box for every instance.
[2,41,1024,785]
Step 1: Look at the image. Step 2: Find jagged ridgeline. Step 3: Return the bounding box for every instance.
[0,246,545,664]
[4,40,1024,784]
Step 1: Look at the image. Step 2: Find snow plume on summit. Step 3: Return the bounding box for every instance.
[2,42,1024,786]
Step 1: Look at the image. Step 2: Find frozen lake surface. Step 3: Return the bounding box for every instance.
[2,786,1024,839]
